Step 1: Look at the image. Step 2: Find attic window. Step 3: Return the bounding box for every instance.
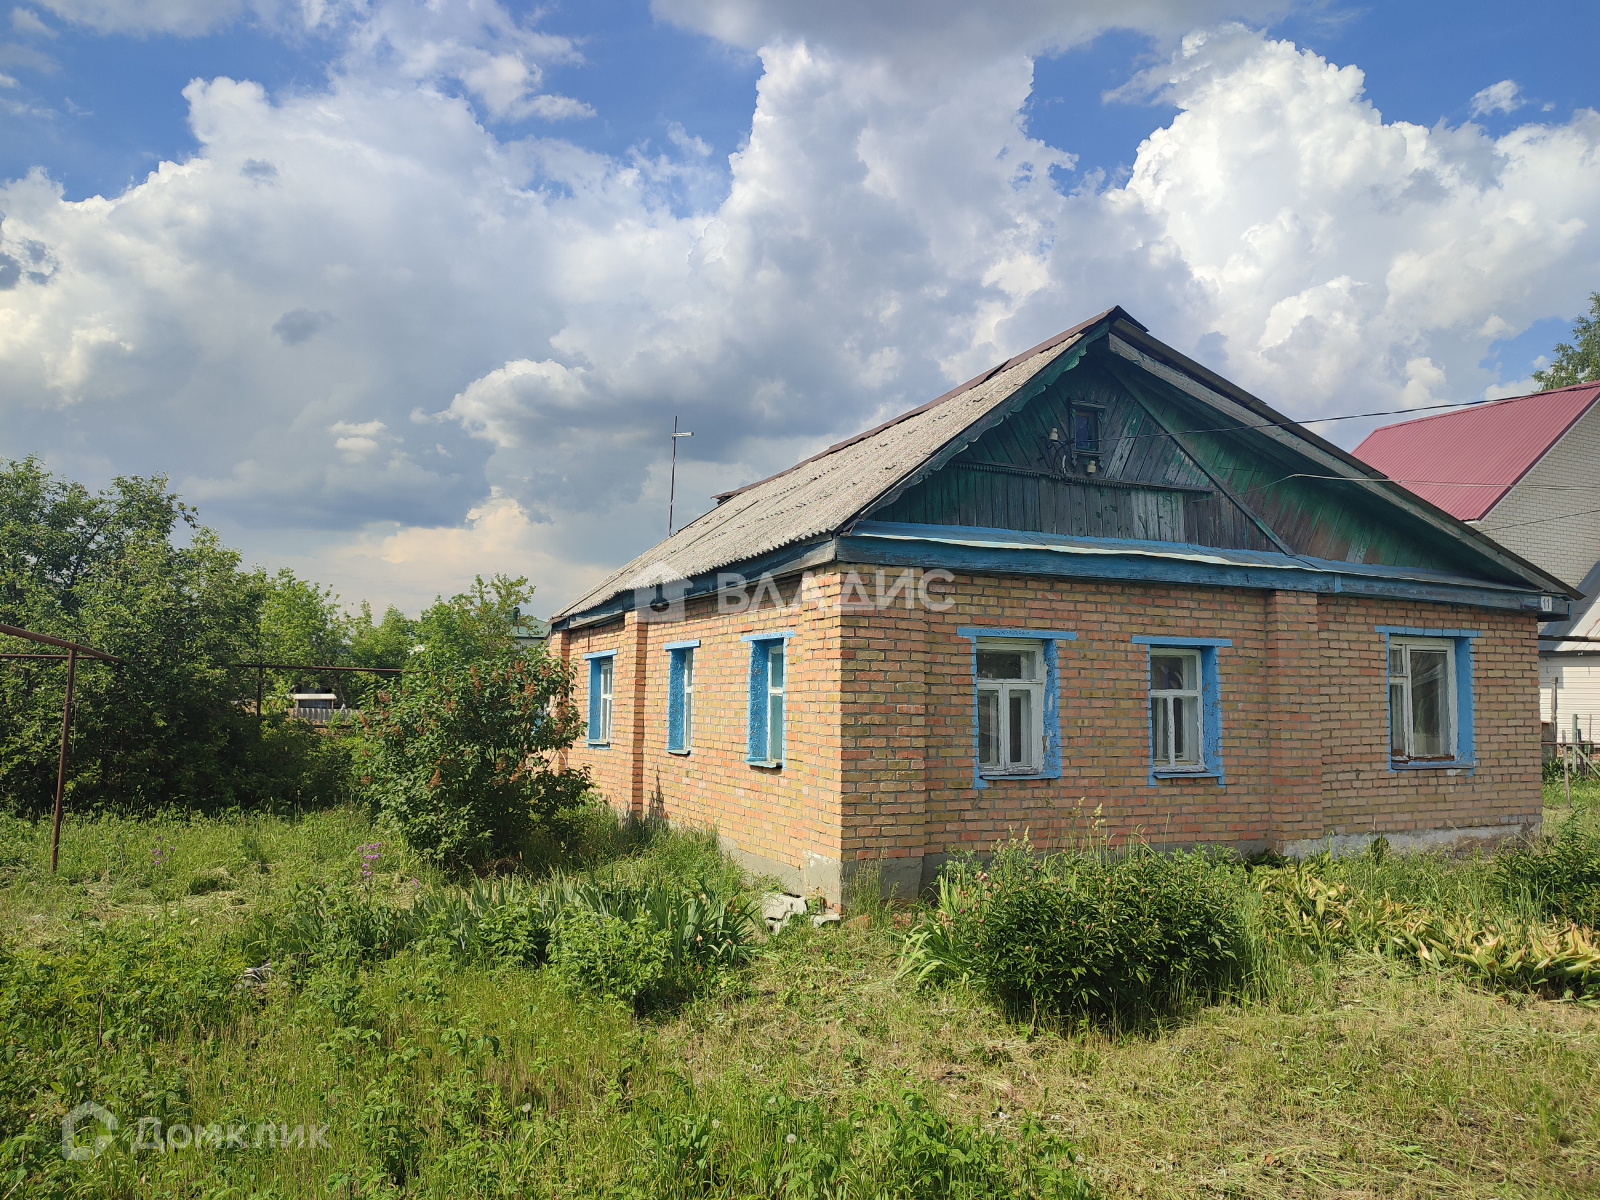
[1073,408,1100,455]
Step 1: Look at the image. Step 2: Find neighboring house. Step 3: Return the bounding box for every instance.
[551,308,1573,904]
[1354,382,1600,752]
[289,692,343,725]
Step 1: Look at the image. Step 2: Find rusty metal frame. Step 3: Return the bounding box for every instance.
[0,623,125,874]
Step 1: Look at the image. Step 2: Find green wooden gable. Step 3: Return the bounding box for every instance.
[868,337,1521,583]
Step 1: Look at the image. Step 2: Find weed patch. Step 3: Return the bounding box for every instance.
[902,837,1250,1024]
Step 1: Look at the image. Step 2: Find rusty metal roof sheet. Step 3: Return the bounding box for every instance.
[1353,382,1600,522]
[555,309,1129,620]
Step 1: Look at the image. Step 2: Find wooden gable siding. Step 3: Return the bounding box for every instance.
[1101,354,1493,575]
[869,354,1273,549]
[868,341,1517,580]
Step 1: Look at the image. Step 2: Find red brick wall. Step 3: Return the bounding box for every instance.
[1315,595,1540,850]
[556,579,848,894]
[557,569,1541,900]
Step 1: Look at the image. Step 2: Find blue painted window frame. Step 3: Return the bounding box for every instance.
[1376,626,1478,771]
[583,651,616,747]
[742,631,795,767]
[956,627,1076,790]
[1133,636,1230,786]
[665,639,700,755]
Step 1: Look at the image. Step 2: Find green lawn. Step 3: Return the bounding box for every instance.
[2,798,1597,1198]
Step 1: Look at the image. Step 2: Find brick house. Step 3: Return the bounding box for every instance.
[551,308,1574,903]
[1354,382,1600,752]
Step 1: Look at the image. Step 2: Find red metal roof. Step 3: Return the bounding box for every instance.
[1353,382,1600,521]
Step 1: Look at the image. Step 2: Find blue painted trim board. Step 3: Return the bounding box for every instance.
[586,656,610,747]
[1374,626,1482,639]
[956,627,1078,641]
[662,639,702,651]
[1132,635,1233,647]
[582,650,617,661]
[836,526,1557,615]
[741,630,796,642]
[956,627,1071,790]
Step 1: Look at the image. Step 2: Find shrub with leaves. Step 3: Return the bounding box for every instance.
[1493,813,1600,929]
[362,575,590,872]
[408,872,760,1010]
[550,906,672,1009]
[243,880,422,968]
[901,838,1248,1022]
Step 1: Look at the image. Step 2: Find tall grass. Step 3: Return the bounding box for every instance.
[4,801,1599,1197]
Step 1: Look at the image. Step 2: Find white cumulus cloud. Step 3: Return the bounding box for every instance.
[3,3,1599,614]
[1470,79,1523,118]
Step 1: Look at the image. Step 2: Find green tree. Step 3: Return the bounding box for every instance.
[0,458,347,815]
[1534,292,1600,390]
[254,568,350,705]
[344,600,419,707]
[362,575,588,872]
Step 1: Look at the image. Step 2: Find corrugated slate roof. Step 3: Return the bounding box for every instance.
[555,310,1124,620]
[1353,382,1600,522]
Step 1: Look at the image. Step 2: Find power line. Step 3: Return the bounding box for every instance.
[1088,392,1534,449]
[1247,473,1600,494]
[1480,505,1600,535]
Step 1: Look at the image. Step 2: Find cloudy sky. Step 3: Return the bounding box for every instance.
[3,1,1599,616]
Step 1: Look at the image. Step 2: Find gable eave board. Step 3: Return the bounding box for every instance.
[1106,323,1578,599]
[841,521,1566,615]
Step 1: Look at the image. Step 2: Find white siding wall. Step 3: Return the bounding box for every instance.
[1541,656,1600,741]
[1473,401,1600,588]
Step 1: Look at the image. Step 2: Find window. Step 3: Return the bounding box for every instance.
[767,643,785,763]
[666,642,698,754]
[744,633,792,766]
[957,627,1073,788]
[586,654,615,746]
[976,639,1045,775]
[1387,638,1455,763]
[1149,650,1202,770]
[1134,636,1229,782]
[1073,407,1100,455]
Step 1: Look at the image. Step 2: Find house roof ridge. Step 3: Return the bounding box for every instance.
[554,311,1125,621]
[1367,381,1600,435]
[710,306,1140,503]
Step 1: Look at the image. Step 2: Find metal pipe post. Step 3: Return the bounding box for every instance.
[1565,732,1572,808]
[50,647,78,875]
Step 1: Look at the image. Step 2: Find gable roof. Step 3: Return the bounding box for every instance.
[555,309,1574,623]
[555,308,1135,619]
[1353,382,1600,522]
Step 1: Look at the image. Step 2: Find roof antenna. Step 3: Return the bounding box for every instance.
[668,416,694,535]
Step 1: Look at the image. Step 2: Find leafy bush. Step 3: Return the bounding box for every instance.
[362,577,591,872]
[243,880,422,968]
[414,875,556,963]
[901,838,1248,1022]
[411,873,760,1010]
[1493,813,1600,928]
[550,906,672,1008]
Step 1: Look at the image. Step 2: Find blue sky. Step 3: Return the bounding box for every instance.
[1,1,1598,611]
